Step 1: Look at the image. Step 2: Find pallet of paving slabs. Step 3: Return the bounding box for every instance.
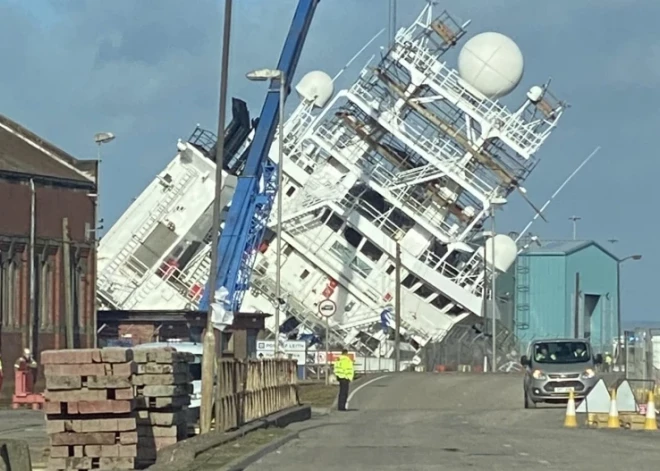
[41,348,139,469]
[131,348,195,466]
[42,348,138,410]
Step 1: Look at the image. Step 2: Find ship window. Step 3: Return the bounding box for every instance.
[415,283,434,299]
[345,301,355,312]
[300,269,309,279]
[343,226,362,248]
[386,264,395,275]
[360,240,382,262]
[286,186,296,197]
[284,245,293,256]
[330,241,354,264]
[350,257,372,278]
[402,274,419,289]
[325,213,343,232]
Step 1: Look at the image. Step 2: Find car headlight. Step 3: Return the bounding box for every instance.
[532,369,547,380]
[581,368,595,379]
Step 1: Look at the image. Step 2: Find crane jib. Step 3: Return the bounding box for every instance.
[199,0,321,313]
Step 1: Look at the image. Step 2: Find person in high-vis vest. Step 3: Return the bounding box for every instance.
[333,349,354,411]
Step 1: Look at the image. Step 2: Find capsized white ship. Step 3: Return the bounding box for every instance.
[96,4,566,358]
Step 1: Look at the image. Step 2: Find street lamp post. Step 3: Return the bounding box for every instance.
[200,0,233,435]
[617,254,642,376]
[246,68,286,356]
[92,132,115,348]
[489,196,507,373]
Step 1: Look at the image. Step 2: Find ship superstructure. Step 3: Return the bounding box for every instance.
[97,4,566,358]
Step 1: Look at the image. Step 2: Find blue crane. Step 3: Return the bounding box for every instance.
[199,0,321,314]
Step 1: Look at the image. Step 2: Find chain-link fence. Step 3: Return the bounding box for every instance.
[421,315,521,373]
[623,328,660,382]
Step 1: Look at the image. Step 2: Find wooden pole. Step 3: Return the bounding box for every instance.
[394,242,401,372]
[62,218,74,349]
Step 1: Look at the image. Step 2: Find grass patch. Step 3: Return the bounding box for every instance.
[191,428,290,471]
[297,381,337,408]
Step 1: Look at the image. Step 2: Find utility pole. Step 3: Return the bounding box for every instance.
[200,0,232,435]
[569,215,581,240]
[394,241,401,372]
[490,206,497,373]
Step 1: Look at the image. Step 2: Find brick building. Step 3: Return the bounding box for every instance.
[0,114,97,395]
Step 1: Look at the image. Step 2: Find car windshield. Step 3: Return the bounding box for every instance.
[533,341,590,364]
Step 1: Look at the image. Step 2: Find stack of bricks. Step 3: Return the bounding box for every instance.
[42,347,194,470]
[131,348,193,468]
[42,348,138,471]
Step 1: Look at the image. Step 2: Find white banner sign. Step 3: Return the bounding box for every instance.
[257,340,307,365]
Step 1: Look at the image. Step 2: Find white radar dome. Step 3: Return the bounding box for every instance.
[295,70,334,108]
[457,32,524,99]
[475,234,518,273]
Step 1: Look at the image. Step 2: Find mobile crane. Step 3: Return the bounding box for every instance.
[199,0,321,320]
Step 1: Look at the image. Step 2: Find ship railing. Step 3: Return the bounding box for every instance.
[394,39,546,155]
[250,271,347,345]
[349,83,494,196]
[99,167,197,284]
[417,249,462,281]
[387,163,446,188]
[310,124,461,242]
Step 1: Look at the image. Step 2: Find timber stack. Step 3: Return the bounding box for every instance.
[42,347,193,470]
[132,348,193,467]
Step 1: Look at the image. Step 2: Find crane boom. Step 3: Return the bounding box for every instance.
[199,0,321,315]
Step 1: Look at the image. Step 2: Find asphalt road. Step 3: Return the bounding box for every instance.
[248,373,660,470]
[0,408,48,465]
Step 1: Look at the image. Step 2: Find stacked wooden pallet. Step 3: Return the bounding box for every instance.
[42,347,194,470]
[43,348,138,471]
[131,348,193,467]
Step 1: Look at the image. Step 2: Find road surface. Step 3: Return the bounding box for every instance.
[0,408,48,465]
[248,373,660,470]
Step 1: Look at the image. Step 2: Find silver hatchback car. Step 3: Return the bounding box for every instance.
[521,338,602,408]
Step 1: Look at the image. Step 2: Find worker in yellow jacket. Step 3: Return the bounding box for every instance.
[333,349,355,411]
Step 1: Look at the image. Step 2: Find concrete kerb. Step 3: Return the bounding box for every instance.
[147,405,311,471]
[219,431,300,471]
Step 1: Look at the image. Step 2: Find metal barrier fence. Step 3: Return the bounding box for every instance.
[213,358,299,432]
[623,328,660,382]
[421,320,520,373]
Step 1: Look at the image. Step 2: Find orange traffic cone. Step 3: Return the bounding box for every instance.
[564,390,577,428]
[644,391,657,431]
[607,389,619,429]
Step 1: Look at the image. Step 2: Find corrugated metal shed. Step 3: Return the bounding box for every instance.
[514,240,618,355]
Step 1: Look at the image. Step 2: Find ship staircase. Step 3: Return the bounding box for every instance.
[97,168,197,305]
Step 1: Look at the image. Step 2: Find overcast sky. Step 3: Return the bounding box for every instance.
[0,0,657,323]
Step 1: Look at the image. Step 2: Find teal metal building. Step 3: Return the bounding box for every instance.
[512,240,619,353]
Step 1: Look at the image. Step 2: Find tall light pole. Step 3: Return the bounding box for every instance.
[617,253,642,376]
[489,196,507,373]
[92,132,115,348]
[569,215,581,240]
[200,0,232,435]
[246,68,286,356]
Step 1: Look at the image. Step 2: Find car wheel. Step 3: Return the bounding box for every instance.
[524,390,536,409]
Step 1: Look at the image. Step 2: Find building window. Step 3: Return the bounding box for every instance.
[300,269,310,279]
